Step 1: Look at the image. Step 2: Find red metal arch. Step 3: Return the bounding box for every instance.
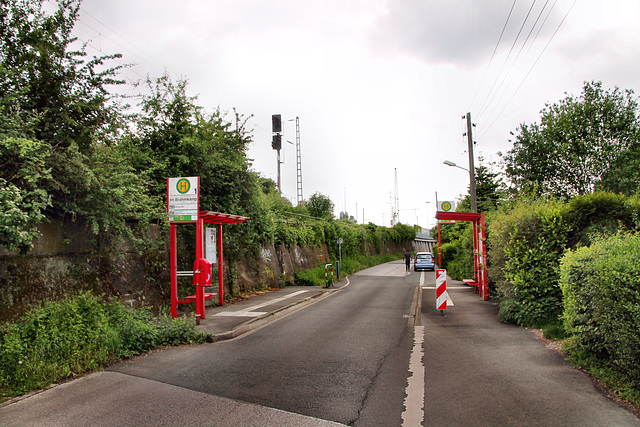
[170,211,249,319]
[435,211,488,300]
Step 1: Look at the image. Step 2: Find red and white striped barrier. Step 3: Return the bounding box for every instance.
[436,269,447,311]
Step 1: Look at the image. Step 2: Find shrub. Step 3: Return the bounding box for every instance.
[0,292,206,399]
[489,199,569,326]
[560,233,640,387]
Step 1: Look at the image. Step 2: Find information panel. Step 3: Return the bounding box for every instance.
[167,176,199,222]
[205,227,217,263]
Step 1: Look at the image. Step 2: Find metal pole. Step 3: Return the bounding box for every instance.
[277,148,281,195]
[218,223,224,306]
[466,112,477,213]
[195,217,205,319]
[170,224,178,318]
[295,117,303,205]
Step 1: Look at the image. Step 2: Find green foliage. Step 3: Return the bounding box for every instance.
[439,224,474,280]
[388,222,416,245]
[307,192,334,219]
[564,191,634,247]
[0,292,207,399]
[502,81,640,201]
[456,157,505,213]
[293,253,400,287]
[121,74,272,261]
[560,233,640,395]
[598,147,640,195]
[0,138,52,252]
[0,0,125,151]
[488,199,569,326]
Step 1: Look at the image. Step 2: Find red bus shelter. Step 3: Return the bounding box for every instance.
[170,211,249,319]
[435,211,488,300]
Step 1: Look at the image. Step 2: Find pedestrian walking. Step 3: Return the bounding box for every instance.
[404,249,411,271]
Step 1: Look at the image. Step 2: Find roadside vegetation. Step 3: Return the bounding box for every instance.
[438,82,640,406]
[0,292,207,402]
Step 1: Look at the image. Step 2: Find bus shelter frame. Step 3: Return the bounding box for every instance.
[435,211,488,300]
[170,211,249,319]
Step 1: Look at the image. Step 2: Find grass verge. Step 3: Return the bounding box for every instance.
[294,253,401,286]
[0,292,208,402]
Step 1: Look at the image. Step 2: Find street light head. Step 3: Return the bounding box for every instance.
[443,160,457,167]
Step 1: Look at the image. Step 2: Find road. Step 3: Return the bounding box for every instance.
[1,260,638,426]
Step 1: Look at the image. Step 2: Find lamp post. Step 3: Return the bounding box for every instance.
[444,160,477,213]
[425,201,431,229]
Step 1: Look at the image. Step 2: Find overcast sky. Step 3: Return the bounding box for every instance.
[72,0,640,228]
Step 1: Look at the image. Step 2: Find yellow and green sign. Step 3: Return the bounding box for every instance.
[167,177,199,222]
[438,200,455,212]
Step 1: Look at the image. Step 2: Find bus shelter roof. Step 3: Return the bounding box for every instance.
[199,211,250,225]
[435,211,482,222]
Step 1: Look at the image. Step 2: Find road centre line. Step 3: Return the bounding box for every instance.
[402,325,425,426]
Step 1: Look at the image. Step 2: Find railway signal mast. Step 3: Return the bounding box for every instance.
[271,114,282,194]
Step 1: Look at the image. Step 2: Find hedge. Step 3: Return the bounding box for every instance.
[560,233,640,386]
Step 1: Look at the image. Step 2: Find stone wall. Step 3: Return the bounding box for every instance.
[1,220,406,322]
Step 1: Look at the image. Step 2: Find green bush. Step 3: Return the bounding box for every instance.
[0,292,207,400]
[564,192,635,247]
[294,267,325,286]
[438,224,474,280]
[489,200,569,326]
[293,253,401,287]
[560,233,640,388]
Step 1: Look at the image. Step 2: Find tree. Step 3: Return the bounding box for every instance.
[501,81,640,201]
[0,138,51,252]
[597,147,640,195]
[0,0,135,238]
[456,157,504,213]
[307,192,334,219]
[0,0,125,151]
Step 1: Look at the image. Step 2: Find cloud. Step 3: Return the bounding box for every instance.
[370,0,563,68]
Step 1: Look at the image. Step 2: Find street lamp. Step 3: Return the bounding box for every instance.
[444,159,477,213]
[425,201,431,229]
[443,160,467,171]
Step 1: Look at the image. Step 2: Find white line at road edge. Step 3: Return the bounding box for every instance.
[402,325,425,427]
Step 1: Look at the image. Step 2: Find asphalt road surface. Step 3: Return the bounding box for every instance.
[1,260,638,426]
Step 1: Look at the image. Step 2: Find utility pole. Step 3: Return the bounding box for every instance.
[391,168,399,225]
[295,117,303,205]
[466,112,478,213]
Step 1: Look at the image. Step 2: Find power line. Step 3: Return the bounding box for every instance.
[479,0,555,124]
[476,0,539,119]
[467,0,518,112]
[77,7,166,74]
[479,0,579,139]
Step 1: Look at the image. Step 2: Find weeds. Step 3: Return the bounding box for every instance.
[0,292,207,401]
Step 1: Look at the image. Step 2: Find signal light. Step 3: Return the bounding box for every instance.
[272,114,282,133]
[271,134,281,150]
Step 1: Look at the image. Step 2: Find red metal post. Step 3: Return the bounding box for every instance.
[472,220,479,283]
[480,214,488,300]
[170,224,178,318]
[217,223,224,306]
[195,217,206,319]
[437,222,442,267]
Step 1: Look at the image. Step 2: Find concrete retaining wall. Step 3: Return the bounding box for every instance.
[0,220,406,322]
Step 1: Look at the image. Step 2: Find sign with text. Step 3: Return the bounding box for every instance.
[205,227,217,264]
[167,176,199,222]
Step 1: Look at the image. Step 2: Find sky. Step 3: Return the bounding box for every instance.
[70,0,640,229]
